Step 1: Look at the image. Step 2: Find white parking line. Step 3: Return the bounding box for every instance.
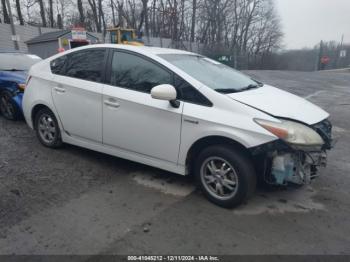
[132,172,195,197]
[304,90,327,100]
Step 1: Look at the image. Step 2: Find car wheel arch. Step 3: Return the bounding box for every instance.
[185,135,252,175]
[31,104,57,129]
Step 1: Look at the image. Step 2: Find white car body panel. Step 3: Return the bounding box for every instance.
[52,75,103,143]
[22,44,330,176]
[176,85,281,166]
[227,85,329,125]
[61,131,184,174]
[22,75,56,130]
[103,83,183,164]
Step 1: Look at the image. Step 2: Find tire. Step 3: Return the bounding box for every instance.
[0,90,20,120]
[34,107,63,148]
[194,145,256,208]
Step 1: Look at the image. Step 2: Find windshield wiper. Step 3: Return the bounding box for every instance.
[2,69,24,71]
[215,88,241,94]
[239,83,262,92]
[215,82,264,94]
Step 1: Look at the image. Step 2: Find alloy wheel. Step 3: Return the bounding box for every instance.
[200,156,239,200]
[38,114,57,144]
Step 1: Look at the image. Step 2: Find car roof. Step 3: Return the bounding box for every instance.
[72,44,196,56]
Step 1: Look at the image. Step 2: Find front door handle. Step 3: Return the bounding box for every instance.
[54,86,66,93]
[104,99,120,108]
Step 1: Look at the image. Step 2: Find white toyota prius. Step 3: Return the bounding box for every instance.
[23,44,333,208]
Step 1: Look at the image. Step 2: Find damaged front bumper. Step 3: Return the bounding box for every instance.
[251,119,333,186]
[268,150,327,186]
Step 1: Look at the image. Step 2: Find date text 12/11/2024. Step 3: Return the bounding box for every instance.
[127,255,220,261]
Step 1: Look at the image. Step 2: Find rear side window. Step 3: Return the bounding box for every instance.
[51,49,105,83]
[110,51,172,93]
[50,49,106,83]
[65,49,106,82]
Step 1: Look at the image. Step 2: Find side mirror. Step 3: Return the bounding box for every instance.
[151,84,177,101]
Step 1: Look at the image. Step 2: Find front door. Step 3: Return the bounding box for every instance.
[102,51,183,163]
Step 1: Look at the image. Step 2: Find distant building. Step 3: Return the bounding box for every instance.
[26,29,100,59]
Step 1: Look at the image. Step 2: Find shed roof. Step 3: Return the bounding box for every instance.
[26,29,99,45]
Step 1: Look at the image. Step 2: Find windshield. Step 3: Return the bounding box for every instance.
[0,53,42,71]
[159,54,262,93]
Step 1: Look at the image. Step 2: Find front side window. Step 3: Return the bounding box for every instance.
[174,75,212,106]
[110,51,172,93]
[64,49,106,82]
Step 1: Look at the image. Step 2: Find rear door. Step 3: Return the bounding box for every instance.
[51,48,107,143]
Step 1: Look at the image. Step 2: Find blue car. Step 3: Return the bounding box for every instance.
[0,51,42,120]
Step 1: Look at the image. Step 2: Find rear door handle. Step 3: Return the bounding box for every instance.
[54,86,66,93]
[104,99,120,108]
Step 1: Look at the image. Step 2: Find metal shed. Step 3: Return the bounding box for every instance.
[26,29,100,59]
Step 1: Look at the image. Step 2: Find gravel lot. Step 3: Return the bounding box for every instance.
[0,70,350,255]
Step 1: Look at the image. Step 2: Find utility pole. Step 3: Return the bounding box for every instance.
[340,34,344,48]
[335,34,344,69]
[5,0,19,50]
[317,40,323,71]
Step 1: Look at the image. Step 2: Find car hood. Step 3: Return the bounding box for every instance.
[0,70,27,83]
[227,85,329,125]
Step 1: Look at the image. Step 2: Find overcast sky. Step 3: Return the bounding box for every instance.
[274,0,350,49]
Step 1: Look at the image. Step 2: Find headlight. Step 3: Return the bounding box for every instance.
[255,118,324,147]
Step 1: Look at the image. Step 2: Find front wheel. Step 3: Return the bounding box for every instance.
[194,145,256,208]
[34,108,63,148]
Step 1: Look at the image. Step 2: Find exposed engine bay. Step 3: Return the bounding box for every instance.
[252,119,333,186]
[265,151,327,186]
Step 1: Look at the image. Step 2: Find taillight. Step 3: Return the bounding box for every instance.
[26,75,32,86]
[18,83,26,91]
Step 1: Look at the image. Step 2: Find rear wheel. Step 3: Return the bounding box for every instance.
[194,145,256,208]
[0,91,20,120]
[34,108,63,148]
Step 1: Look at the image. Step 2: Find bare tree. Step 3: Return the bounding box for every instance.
[56,0,72,28]
[49,0,54,27]
[190,0,196,42]
[9,0,282,69]
[22,0,36,24]
[57,13,63,28]
[1,0,10,24]
[117,0,124,27]
[37,0,47,27]
[110,0,116,26]
[15,0,24,25]
[98,0,106,38]
[150,0,156,36]
[87,0,101,32]
[77,0,85,25]
[141,0,149,40]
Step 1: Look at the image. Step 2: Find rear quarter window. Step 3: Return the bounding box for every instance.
[50,55,67,75]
